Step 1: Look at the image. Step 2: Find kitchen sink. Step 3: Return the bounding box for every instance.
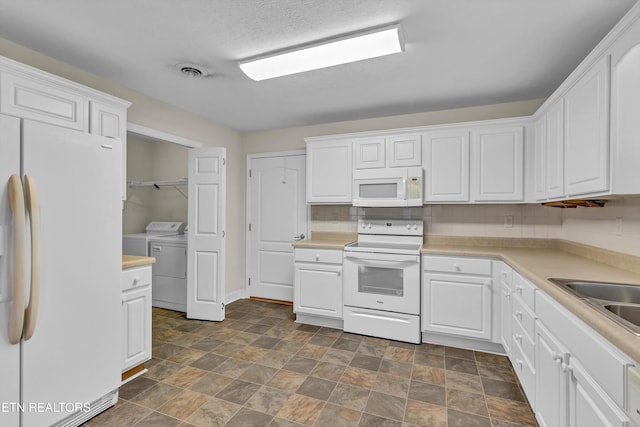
[604,305,640,328]
[548,278,640,304]
[548,278,640,335]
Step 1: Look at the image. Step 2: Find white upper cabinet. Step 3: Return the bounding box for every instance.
[471,125,524,202]
[306,139,353,204]
[387,134,422,167]
[532,116,546,201]
[423,129,470,202]
[545,99,565,199]
[354,134,421,169]
[609,19,640,196]
[563,57,610,197]
[354,137,386,169]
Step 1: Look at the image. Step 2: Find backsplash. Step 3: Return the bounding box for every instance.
[310,198,640,257]
[310,204,562,238]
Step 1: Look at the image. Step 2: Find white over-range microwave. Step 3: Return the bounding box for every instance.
[352,166,423,207]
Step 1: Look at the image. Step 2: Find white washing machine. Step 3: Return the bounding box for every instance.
[148,234,188,312]
[122,221,186,256]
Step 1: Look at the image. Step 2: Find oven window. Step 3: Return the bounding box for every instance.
[359,183,398,199]
[358,266,404,296]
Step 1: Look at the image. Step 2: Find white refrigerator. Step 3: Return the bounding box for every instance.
[0,114,122,426]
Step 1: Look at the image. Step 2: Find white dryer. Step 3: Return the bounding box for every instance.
[148,234,188,312]
[122,221,185,256]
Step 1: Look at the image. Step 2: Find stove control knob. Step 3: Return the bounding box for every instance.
[413,224,418,230]
[361,223,366,229]
[406,224,411,230]
[367,223,372,229]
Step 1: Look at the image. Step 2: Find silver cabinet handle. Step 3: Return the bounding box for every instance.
[294,234,305,241]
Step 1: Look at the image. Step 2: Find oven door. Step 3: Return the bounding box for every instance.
[343,251,420,314]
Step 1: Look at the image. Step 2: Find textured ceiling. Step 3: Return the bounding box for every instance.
[0,0,635,131]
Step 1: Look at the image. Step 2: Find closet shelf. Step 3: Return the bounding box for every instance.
[127,178,188,188]
[127,178,188,198]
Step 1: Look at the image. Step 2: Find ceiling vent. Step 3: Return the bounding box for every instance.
[175,63,209,78]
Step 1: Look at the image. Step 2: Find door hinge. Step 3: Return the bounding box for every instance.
[248,278,251,286]
[249,223,252,232]
[249,169,252,178]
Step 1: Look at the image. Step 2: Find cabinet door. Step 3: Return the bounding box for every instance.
[536,323,569,427]
[122,286,152,371]
[89,100,127,201]
[294,263,342,319]
[568,359,630,427]
[564,57,610,197]
[422,273,492,340]
[306,140,353,203]
[532,117,546,201]
[500,265,513,356]
[471,126,524,202]
[354,137,386,169]
[0,72,86,131]
[388,134,421,167]
[423,129,470,202]
[546,100,565,199]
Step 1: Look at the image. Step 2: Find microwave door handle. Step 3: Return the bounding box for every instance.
[399,178,406,199]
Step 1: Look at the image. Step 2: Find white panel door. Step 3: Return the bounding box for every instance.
[354,137,386,169]
[422,273,492,340]
[187,148,226,321]
[388,134,422,167]
[564,57,610,197]
[22,119,122,427]
[471,126,524,202]
[0,114,21,427]
[423,129,470,202]
[248,154,307,302]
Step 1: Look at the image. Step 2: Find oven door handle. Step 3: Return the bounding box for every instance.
[344,252,418,264]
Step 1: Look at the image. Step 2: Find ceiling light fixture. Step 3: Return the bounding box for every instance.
[238,25,404,81]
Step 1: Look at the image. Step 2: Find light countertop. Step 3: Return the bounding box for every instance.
[421,242,640,364]
[292,232,356,249]
[122,255,156,269]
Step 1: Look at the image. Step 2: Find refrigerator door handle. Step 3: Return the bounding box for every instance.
[23,175,40,341]
[7,174,26,344]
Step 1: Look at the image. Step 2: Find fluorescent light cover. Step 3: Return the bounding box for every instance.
[239,25,403,81]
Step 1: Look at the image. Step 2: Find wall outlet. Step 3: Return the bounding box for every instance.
[616,217,623,236]
[504,215,513,228]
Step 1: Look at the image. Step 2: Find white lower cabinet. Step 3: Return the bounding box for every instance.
[511,285,634,427]
[535,321,569,427]
[122,265,152,373]
[293,249,343,319]
[499,263,514,356]
[422,255,492,340]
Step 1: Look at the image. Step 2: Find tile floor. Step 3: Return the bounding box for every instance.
[85,299,538,427]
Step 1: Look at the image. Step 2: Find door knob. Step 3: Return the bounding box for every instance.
[293,234,306,241]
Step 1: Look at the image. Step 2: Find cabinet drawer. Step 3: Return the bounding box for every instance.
[344,306,420,344]
[1,72,86,130]
[295,248,343,264]
[422,255,492,275]
[511,338,536,407]
[122,266,152,291]
[511,313,535,365]
[500,263,513,290]
[513,271,536,309]
[512,294,536,341]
